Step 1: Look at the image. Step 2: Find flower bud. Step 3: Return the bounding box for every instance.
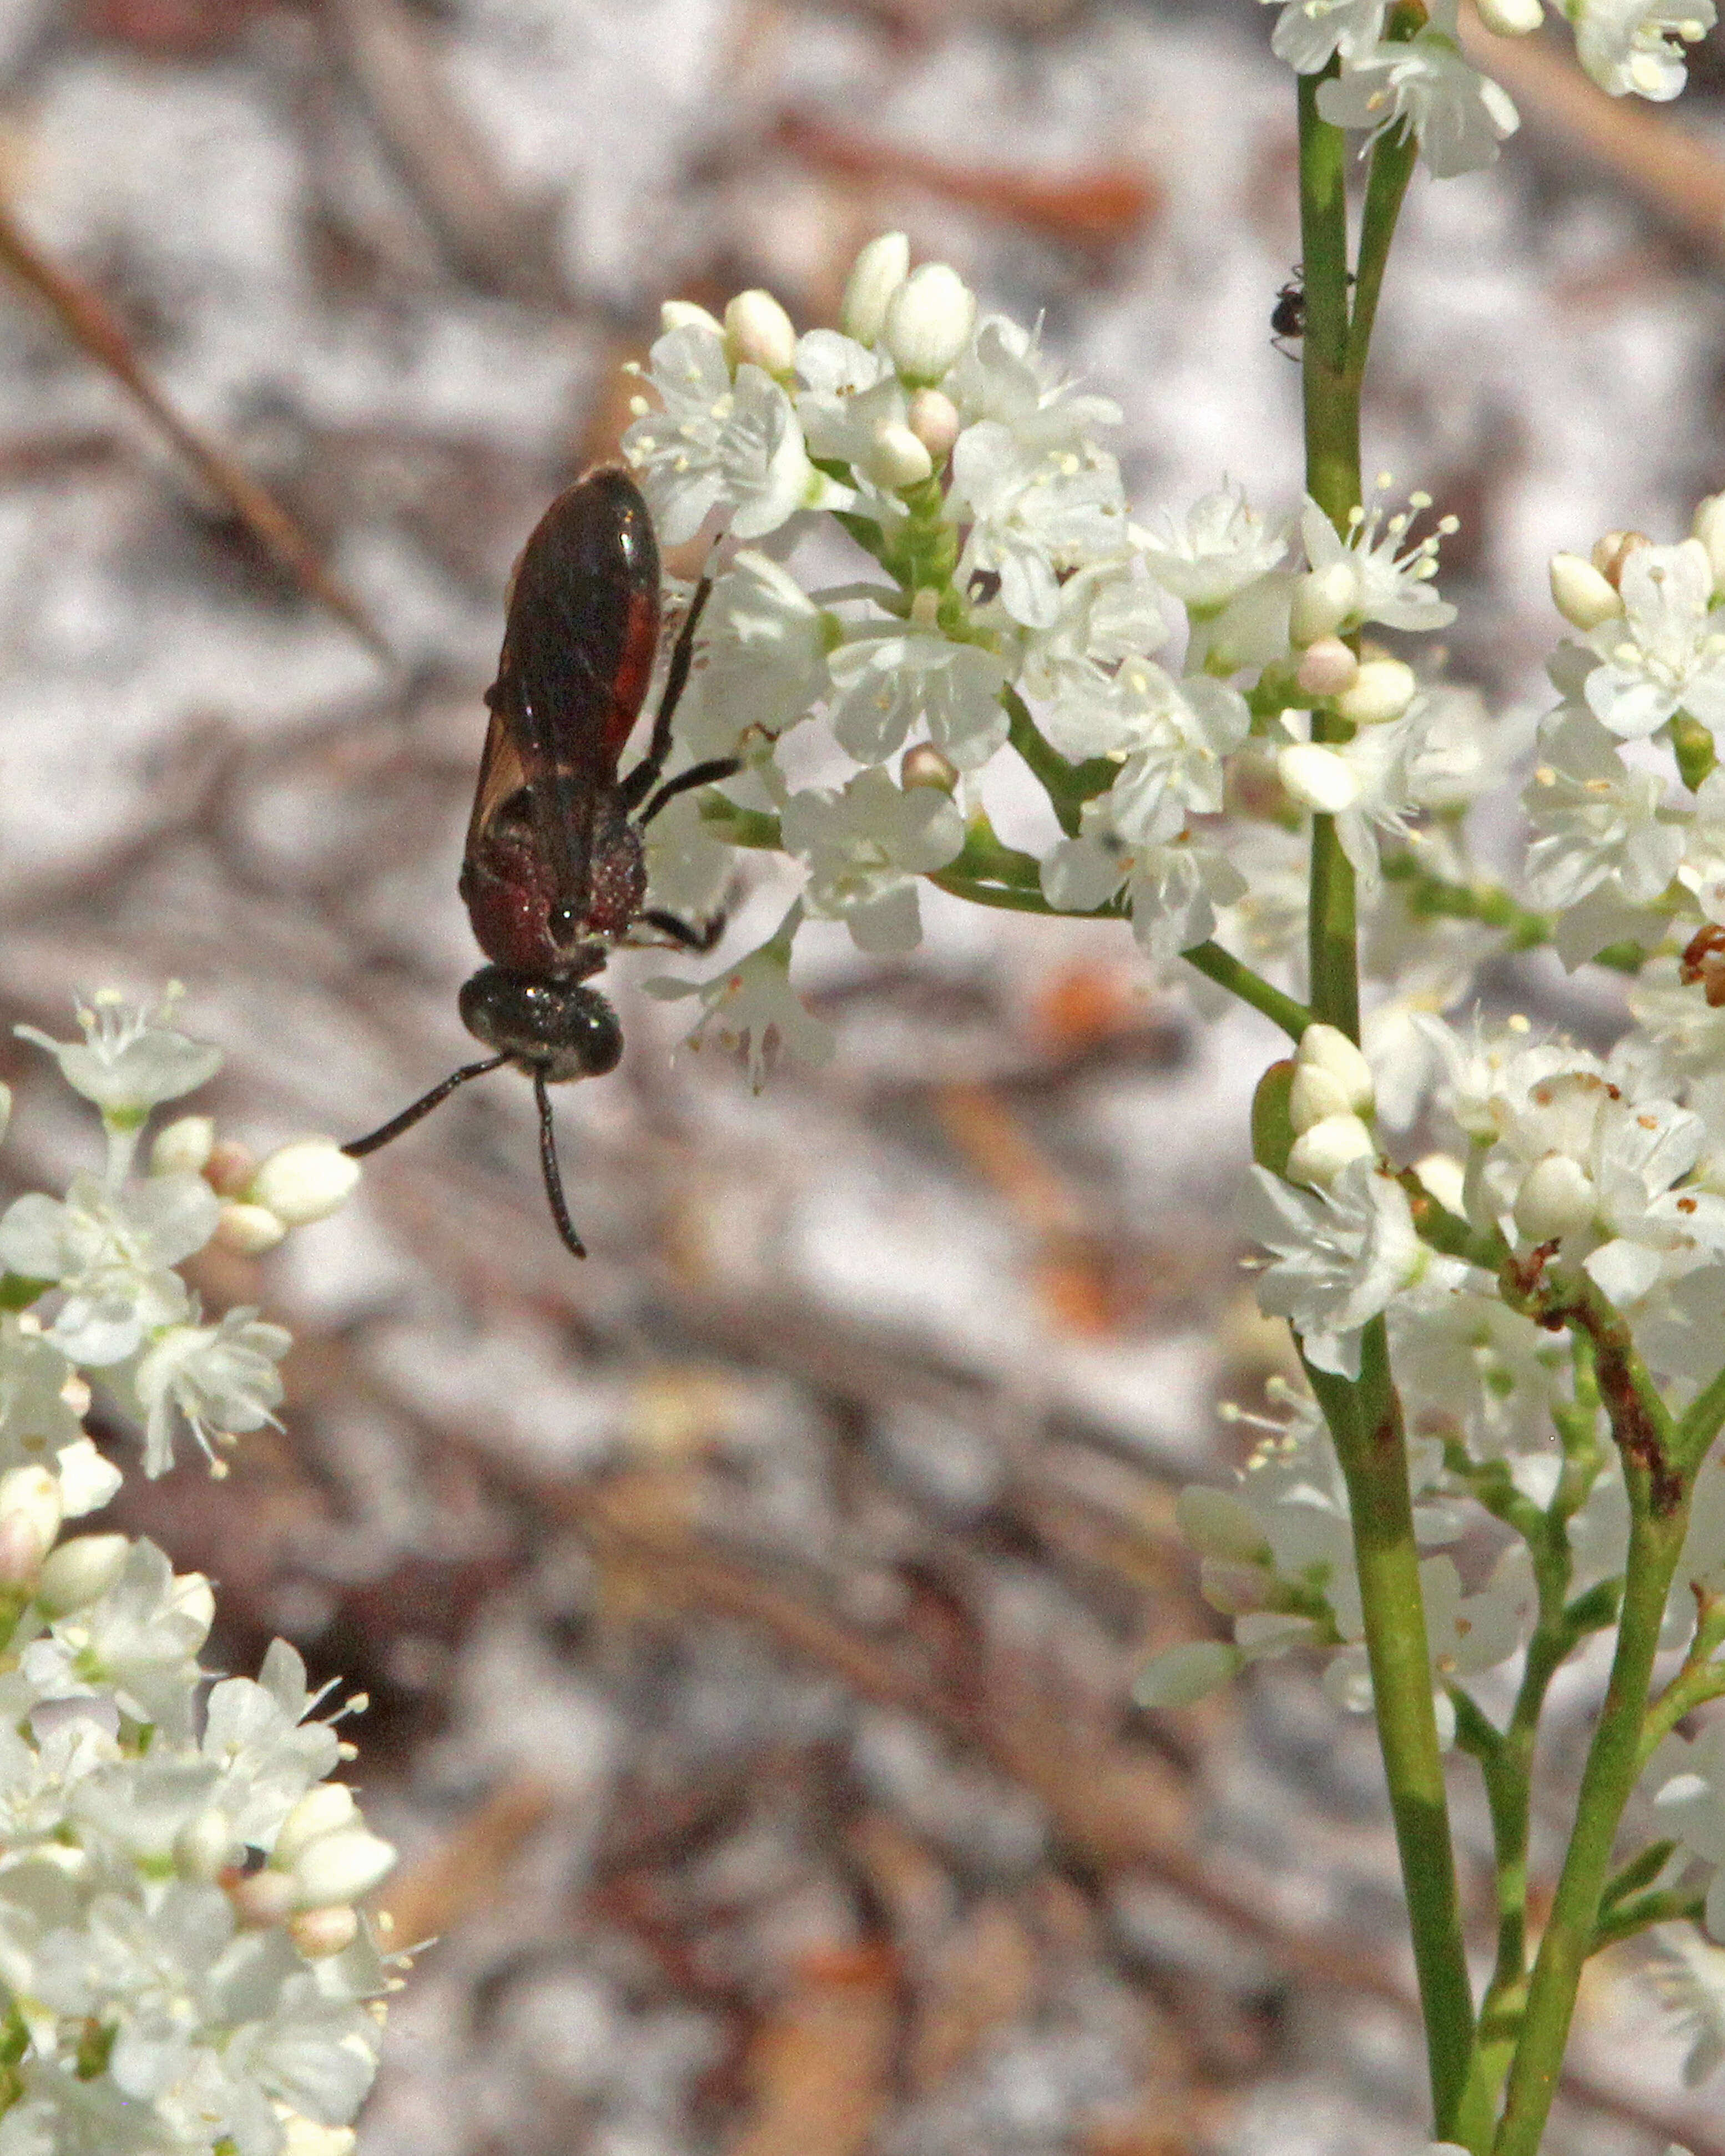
[248,1138,362,1227]
[1549,551,1623,630]
[1695,494,1725,593]
[1414,1152,1466,1215]
[724,289,796,378]
[275,1782,359,1869]
[864,421,935,489]
[1134,1639,1240,1709]
[883,263,976,383]
[150,1113,215,1177]
[1289,562,1359,644]
[0,1466,60,1584]
[1175,1485,1269,1563]
[1278,741,1361,815]
[36,1531,129,1615]
[203,1138,256,1197]
[660,299,723,338]
[906,386,960,462]
[216,1202,286,1256]
[290,1903,361,1958]
[1336,657,1417,725]
[1288,1062,1355,1133]
[175,1807,238,1882]
[1295,1022,1375,1111]
[173,1570,216,1642]
[1475,0,1542,31]
[231,1868,297,1927]
[1592,529,1650,588]
[901,744,960,792]
[1285,1112,1376,1188]
[280,2119,357,2156]
[1295,637,1359,698]
[840,231,910,345]
[1512,1153,1596,1241]
[291,1825,397,1909]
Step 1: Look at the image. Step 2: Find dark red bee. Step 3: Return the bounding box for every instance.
[344,467,737,1257]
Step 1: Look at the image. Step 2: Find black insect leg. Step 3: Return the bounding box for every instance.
[618,567,717,813]
[638,756,741,828]
[344,1055,509,1158]
[640,906,727,954]
[533,1066,586,1258]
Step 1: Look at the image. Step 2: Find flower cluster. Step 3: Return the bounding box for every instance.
[0,991,390,2154]
[1262,0,1712,180]
[624,241,1477,1071]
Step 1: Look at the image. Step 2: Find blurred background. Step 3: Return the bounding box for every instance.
[1,0,1724,2148]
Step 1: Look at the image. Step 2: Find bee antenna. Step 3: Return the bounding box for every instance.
[343,1055,509,1158]
[533,1067,586,1258]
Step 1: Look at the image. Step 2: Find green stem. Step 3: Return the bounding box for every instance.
[1589,1887,1706,1955]
[1491,1468,1692,2154]
[1677,1355,1725,1474]
[1181,942,1312,1040]
[1347,128,1418,377]
[1309,1329,1476,2133]
[1003,686,1113,837]
[1380,853,1554,952]
[1298,69,1359,531]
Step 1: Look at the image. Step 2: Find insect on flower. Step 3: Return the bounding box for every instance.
[1270,270,1304,360]
[344,468,738,1258]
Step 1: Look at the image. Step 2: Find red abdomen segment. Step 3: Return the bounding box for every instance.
[462,794,647,976]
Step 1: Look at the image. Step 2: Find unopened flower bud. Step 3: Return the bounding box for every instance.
[1296,1022,1374,1109]
[660,298,723,338]
[0,1466,60,1584]
[291,1825,397,1909]
[231,1868,298,1927]
[840,231,910,345]
[883,262,976,383]
[151,1114,215,1177]
[216,1202,286,1256]
[1336,657,1417,725]
[1513,1153,1596,1241]
[172,1570,215,1643]
[281,2120,357,2156]
[1295,637,1359,698]
[1289,1062,1356,1133]
[1414,1152,1467,1215]
[36,1531,129,1614]
[1475,0,1543,31]
[724,289,796,378]
[1694,494,1725,593]
[1289,562,1359,644]
[1592,529,1650,588]
[1175,1485,1269,1564]
[249,1137,362,1227]
[175,1807,237,1882]
[203,1138,256,1197]
[906,386,960,462]
[1286,1112,1376,1188]
[901,744,960,792]
[864,421,935,489]
[290,1903,361,1958]
[1278,741,1361,815]
[1134,1639,1240,1709]
[275,1783,359,1869]
[1549,552,1623,630]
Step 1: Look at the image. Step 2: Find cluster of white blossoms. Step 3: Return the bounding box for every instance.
[0,989,392,2155]
[623,235,1490,1071]
[1263,0,1713,181]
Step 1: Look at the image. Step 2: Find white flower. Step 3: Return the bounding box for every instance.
[623,320,848,545]
[0,1172,218,1366]
[1642,1926,1725,2085]
[17,987,221,1126]
[1016,558,1170,734]
[1317,8,1521,176]
[1573,0,1714,97]
[1583,540,1725,742]
[672,549,834,765]
[23,1538,214,1735]
[1524,706,1684,908]
[1137,484,1290,613]
[1677,769,1725,922]
[1298,486,1459,635]
[827,607,1010,768]
[780,768,964,953]
[943,315,1121,450]
[644,906,834,1089]
[1239,1155,1440,1377]
[1261,0,1389,69]
[1041,814,1247,965]
[1051,662,1248,842]
[950,422,1129,629]
[129,1307,291,1477]
[881,263,976,384]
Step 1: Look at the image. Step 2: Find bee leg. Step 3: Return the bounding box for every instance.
[637,756,740,829]
[619,562,718,812]
[639,906,726,954]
